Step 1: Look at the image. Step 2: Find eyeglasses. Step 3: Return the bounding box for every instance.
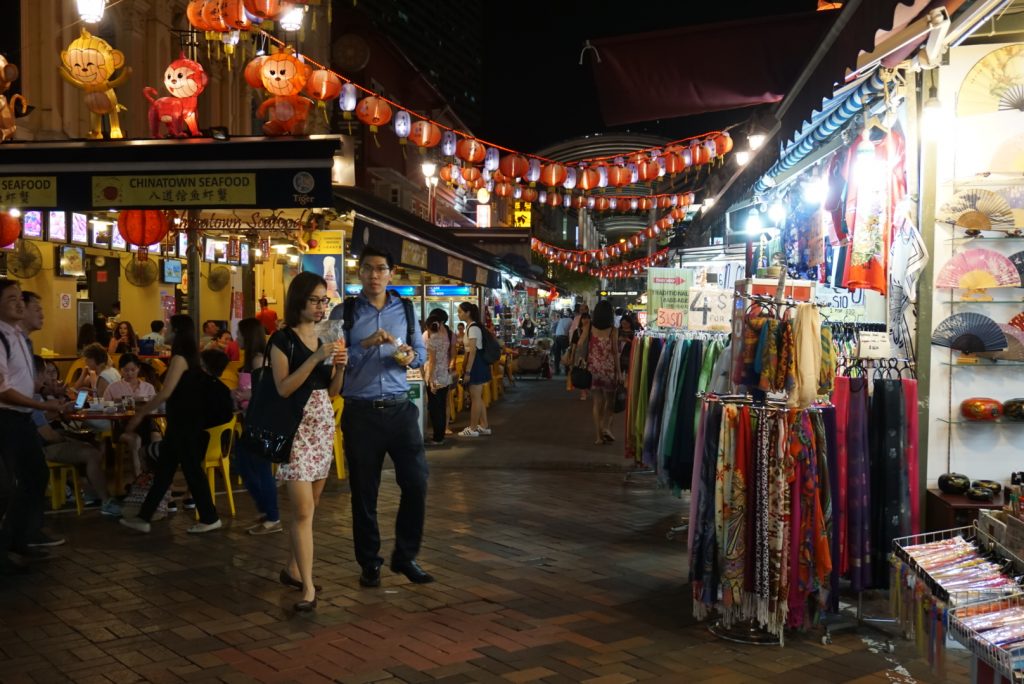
[359,264,391,275]
[306,297,330,307]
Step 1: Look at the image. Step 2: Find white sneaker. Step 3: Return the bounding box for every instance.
[120,517,151,534]
[475,426,492,436]
[458,427,480,437]
[187,519,223,534]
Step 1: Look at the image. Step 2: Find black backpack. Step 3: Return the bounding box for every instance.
[335,293,416,347]
[471,323,501,365]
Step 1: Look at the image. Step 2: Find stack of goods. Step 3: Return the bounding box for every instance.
[955,605,1024,655]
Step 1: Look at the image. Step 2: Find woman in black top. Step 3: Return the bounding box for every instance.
[521,316,535,339]
[120,315,223,534]
[271,272,347,612]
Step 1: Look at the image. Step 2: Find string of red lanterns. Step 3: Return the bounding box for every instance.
[535,238,672,278]
[594,248,672,279]
[252,29,732,173]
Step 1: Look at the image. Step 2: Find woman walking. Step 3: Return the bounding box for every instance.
[270,272,346,612]
[577,301,620,444]
[120,315,223,534]
[232,317,282,536]
[456,302,491,437]
[422,308,455,446]
[568,312,591,400]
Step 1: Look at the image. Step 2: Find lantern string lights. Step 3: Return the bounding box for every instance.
[533,237,672,279]
[251,28,732,171]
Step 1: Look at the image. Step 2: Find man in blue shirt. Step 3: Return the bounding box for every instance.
[551,312,573,375]
[332,245,432,587]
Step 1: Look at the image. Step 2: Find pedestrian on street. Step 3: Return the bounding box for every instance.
[579,301,620,444]
[551,311,572,374]
[457,301,492,437]
[268,273,347,612]
[422,308,455,447]
[337,245,433,588]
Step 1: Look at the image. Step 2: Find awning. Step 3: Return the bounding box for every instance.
[0,136,339,210]
[335,186,503,289]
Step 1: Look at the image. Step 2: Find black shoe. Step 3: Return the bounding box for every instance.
[26,533,66,548]
[359,563,382,587]
[390,559,434,584]
[278,570,322,593]
[182,498,196,510]
[293,597,317,612]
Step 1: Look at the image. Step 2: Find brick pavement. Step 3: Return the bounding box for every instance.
[1,378,968,683]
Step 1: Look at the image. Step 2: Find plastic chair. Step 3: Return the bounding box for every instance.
[64,358,87,386]
[47,461,83,514]
[332,395,346,480]
[220,360,243,391]
[203,416,237,517]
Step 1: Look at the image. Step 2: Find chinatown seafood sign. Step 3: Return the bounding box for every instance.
[175,214,304,233]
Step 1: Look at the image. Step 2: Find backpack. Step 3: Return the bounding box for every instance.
[471,322,501,365]
[336,293,416,348]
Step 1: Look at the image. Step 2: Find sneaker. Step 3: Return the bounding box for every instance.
[100,499,122,517]
[120,517,151,534]
[248,520,282,535]
[187,519,223,534]
[457,427,479,437]
[166,501,179,514]
[26,533,66,548]
[182,498,196,510]
[475,426,492,436]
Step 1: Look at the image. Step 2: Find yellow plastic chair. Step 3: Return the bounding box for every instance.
[64,358,87,386]
[220,360,243,391]
[203,416,237,517]
[47,461,83,514]
[332,395,346,480]
[452,356,465,415]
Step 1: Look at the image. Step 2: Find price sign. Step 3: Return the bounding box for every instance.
[656,308,685,329]
[687,288,731,331]
[858,330,889,359]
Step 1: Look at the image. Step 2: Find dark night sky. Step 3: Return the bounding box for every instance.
[478,0,819,152]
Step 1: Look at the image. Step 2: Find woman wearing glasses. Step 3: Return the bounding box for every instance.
[270,272,347,612]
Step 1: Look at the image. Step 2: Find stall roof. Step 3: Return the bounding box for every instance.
[333,186,504,289]
[0,136,341,210]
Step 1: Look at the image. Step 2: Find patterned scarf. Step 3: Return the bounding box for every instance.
[818,327,837,396]
[777,319,796,395]
[766,411,793,638]
[756,320,781,392]
[718,406,750,616]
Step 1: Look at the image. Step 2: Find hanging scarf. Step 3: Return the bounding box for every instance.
[632,337,653,459]
[777,319,796,395]
[669,340,703,492]
[641,338,673,469]
[832,376,851,575]
[717,405,747,618]
[847,377,873,591]
[790,304,822,409]
[756,319,782,392]
[692,402,723,620]
[624,335,643,464]
[657,337,688,473]
[818,326,837,396]
[903,378,920,534]
[766,411,793,637]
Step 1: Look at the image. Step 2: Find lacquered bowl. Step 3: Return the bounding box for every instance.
[960,397,1003,422]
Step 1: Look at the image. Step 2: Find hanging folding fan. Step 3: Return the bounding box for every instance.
[935,248,1021,293]
[998,186,1024,233]
[956,44,1024,118]
[1011,311,1024,333]
[931,312,1007,354]
[937,189,1014,234]
[979,325,1024,361]
[1009,251,1024,283]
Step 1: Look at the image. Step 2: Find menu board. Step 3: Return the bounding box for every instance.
[70,213,88,245]
[110,221,127,251]
[22,211,42,239]
[48,211,67,242]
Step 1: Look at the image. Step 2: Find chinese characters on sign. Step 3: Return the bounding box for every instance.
[91,174,257,207]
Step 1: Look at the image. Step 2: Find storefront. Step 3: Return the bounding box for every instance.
[0,136,340,354]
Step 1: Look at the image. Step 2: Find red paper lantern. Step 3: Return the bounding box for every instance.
[607,165,631,187]
[222,0,251,29]
[714,132,734,157]
[539,163,567,188]
[118,210,169,260]
[657,218,673,230]
[545,192,561,207]
[438,164,460,184]
[187,0,212,31]
[572,195,587,209]
[690,141,709,166]
[594,197,610,211]
[460,166,482,183]
[498,154,528,179]
[636,160,659,182]
[578,168,600,191]
[670,207,686,220]
[305,70,342,101]
[243,0,288,20]
[637,198,653,211]
[202,0,229,32]
[494,182,513,198]
[656,196,672,209]
[520,188,538,203]
[663,153,686,175]
[410,121,441,149]
[456,138,486,164]
[355,96,392,133]
[0,212,21,246]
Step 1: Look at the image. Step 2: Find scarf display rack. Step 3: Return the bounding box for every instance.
[690,395,834,646]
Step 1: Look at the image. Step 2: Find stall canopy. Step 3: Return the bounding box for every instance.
[334,186,503,289]
[0,136,340,210]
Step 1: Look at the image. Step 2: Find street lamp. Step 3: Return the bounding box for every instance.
[422,162,439,224]
[77,0,105,23]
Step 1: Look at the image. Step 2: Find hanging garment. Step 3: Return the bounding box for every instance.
[818,327,837,396]
[669,339,703,491]
[624,336,643,463]
[790,304,822,409]
[870,378,907,589]
[821,406,841,612]
[688,401,711,554]
[846,377,873,592]
[888,205,929,358]
[691,401,723,620]
[657,339,689,476]
[632,337,654,461]
[903,377,920,534]
[641,338,673,468]
[832,376,851,575]
[715,405,743,615]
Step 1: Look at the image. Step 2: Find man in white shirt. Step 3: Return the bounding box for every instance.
[551,313,573,375]
[0,280,68,563]
[141,320,165,347]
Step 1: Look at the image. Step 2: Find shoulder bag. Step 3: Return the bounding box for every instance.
[238,330,306,463]
[569,330,593,389]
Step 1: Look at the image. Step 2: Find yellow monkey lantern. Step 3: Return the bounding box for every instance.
[59,29,132,139]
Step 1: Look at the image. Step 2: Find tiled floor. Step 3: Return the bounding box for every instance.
[1,377,967,683]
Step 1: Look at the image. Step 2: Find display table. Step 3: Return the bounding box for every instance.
[926,489,1006,531]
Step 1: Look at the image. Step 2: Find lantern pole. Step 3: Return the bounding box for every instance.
[186,210,202,337]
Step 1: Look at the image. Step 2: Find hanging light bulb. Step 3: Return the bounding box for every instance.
[768,202,787,225]
[734,150,751,166]
[77,0,105,23]
[279,6,305,31]
[421,161,437,178]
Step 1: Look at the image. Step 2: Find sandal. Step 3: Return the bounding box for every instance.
[602,432,615,443]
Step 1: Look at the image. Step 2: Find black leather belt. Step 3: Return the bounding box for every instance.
[346,396,410,410]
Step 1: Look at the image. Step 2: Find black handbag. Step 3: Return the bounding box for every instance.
[570,362,592,390]
[239,331,308,463]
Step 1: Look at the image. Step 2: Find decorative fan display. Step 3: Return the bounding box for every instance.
[999,186,1024,232]
[931,312,1007,354]
[937,189,1014,233]
[1009,250,1024,283]
[979,325,1024,361]
[1011,311,1024,333]
[935,248,1021,293]
[956,44,1024,118]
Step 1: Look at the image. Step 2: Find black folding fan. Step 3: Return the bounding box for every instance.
[931,313,1007,353]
